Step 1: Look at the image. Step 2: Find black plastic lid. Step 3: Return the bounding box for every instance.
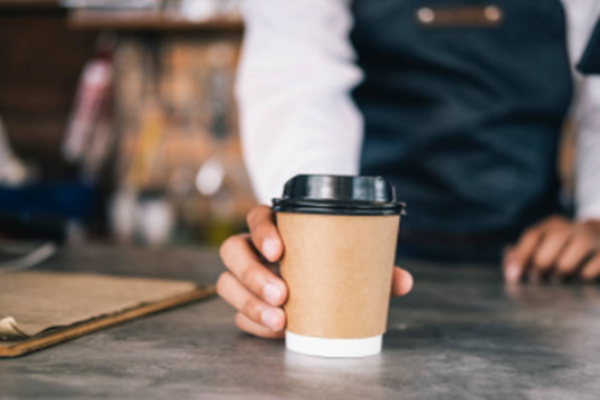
[272,175,406,216]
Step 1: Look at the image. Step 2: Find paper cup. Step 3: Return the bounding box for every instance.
[273,175,404,358]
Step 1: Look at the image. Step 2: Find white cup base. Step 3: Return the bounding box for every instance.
[285,331,382,358]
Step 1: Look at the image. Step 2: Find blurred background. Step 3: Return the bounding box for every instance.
[0,0,255,250]
[0,0,576,251]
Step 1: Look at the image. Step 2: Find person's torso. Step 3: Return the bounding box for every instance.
[351,0,574,262]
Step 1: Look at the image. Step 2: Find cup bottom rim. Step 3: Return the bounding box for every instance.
[285,331,382,358]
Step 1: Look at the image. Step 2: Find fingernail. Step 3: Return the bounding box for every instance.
[261,308,283,331]
[263,283,284,305]
[262,238,279,261]
[504,263,521,284]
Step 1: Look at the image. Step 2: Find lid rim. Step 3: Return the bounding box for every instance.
[272,174,405,215]
[272,198,406,216]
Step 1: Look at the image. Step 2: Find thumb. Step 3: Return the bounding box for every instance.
[391,266,413,297]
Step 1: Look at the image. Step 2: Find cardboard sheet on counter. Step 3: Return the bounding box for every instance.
[0,271,199,339]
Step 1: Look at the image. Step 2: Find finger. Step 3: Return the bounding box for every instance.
[555,231,595,277]
[391,267,413,297]
[247,206,284,262]
[503,247,521,283]
[235,312,285,339]
[530,225,573,273]
[580,254,600,282]
[503,228,543,283]
[216,272,286,331]
[220,234,287,306]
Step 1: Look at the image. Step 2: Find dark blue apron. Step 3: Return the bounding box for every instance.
[351,0,574,263]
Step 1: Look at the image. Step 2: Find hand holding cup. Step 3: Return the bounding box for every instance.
[217,205,413,339]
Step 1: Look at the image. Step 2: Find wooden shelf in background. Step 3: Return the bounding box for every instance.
[68,9,244,31]
[0,0,59,8]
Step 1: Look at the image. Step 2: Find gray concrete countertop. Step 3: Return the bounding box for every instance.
[2,245,600,399]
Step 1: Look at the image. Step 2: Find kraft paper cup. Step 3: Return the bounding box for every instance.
[272,175,404,358]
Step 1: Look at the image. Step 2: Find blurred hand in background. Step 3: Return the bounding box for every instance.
[504,216,600,283]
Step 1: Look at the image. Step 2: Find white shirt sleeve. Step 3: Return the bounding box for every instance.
[565,0,600,221]
[236,0,363,205]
